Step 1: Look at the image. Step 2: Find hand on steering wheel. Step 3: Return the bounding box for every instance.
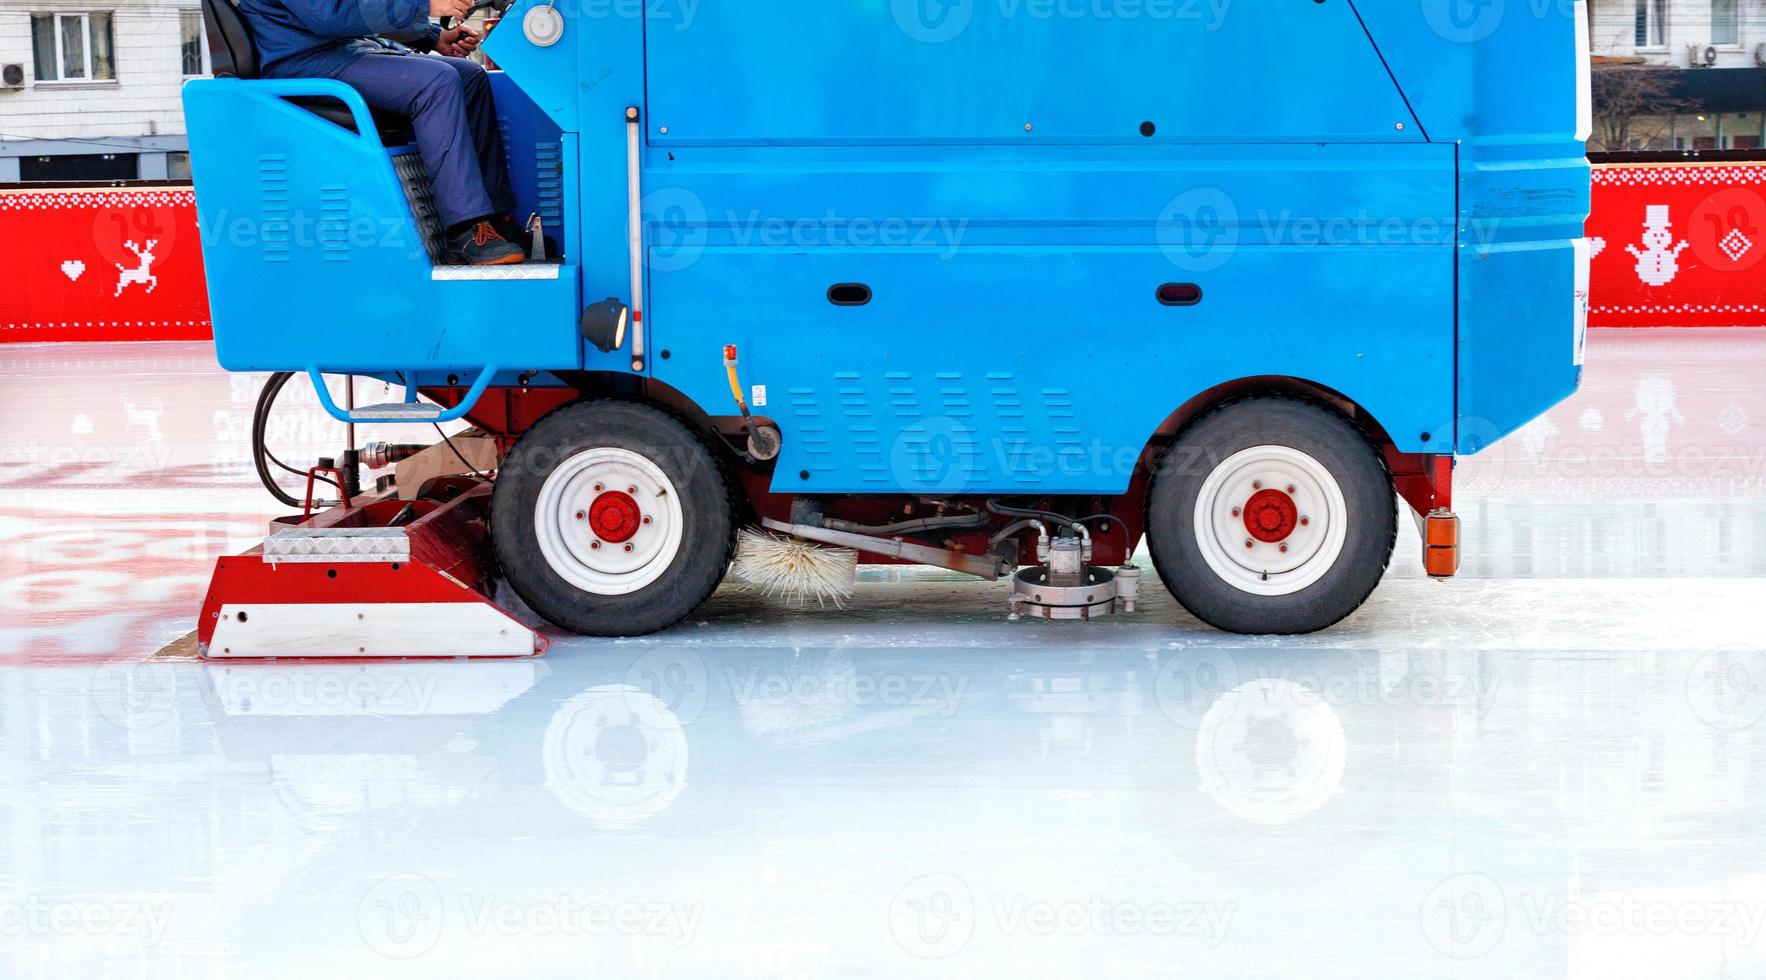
[431,0,470,27]
[437,0,511,31]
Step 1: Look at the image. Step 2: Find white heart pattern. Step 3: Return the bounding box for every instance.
[61,260,85,282]
[1588,237,1606,260]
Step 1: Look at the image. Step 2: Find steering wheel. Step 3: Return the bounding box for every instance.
[440,0,513,31]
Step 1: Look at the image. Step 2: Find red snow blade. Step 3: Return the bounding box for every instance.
[196,481,545,659]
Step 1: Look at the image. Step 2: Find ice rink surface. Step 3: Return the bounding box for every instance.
[2,330,1764,977]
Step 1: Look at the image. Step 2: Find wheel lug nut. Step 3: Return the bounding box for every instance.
[642,516,652,525]
[1252,481,1262,490]
[1244,539,1254,549]
[1300,517,1310,526]
[623,544,633,552]
[575,510,585,521]
[1286,485,1296,494]
[1231,507,1241,517]
[590,540,601,549]
[1279,544,1289,553]
[594,483,603,492]
[626,486,637,494]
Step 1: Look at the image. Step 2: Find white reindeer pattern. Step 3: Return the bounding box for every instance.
[113,239,159,297]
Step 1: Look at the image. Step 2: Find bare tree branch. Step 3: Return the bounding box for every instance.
[1591,66,1691,152]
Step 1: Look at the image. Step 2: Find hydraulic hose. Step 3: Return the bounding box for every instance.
[985,499,1114,530]
[822,513,985,536]
[252,371,339,509]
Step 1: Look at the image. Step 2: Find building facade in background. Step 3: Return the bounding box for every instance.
[0,0,209,181]
[1589,0,1766,151]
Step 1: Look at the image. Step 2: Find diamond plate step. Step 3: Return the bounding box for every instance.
[264,527,411,564]
[345,402,447,422]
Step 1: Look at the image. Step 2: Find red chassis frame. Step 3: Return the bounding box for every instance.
[428,383,1459,576]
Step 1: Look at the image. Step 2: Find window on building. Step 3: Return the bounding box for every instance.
[180,10,210,77]
[1711,0,1739,45]
[28,12,115,82]
[1626,116,1676,151]
[1634,0,1667,48]
[1676,112,1720,151]
[1719,113,1763,150]
[167,151,193,181]
[19,152,138,182]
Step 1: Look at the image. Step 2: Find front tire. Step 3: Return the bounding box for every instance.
[1146,397,1395,634]
[492,400,734,637]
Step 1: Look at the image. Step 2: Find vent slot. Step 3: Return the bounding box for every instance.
[828,283,872,307]
[1156,282,1203,307]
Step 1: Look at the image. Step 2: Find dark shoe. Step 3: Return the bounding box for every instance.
[443,221,525,266]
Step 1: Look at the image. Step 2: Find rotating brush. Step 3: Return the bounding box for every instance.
[731,528,858,608]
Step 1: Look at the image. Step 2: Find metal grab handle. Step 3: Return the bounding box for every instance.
[305,366,500,424]
[625,106,645,372]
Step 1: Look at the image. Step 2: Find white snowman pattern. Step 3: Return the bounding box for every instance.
[1625,205,1689,287]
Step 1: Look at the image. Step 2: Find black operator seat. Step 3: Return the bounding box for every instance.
[200,0,417,146]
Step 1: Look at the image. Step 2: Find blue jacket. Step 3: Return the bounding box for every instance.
[238,0,442,78]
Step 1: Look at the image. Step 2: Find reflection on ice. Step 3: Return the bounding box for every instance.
[7,642,1766,976]
[204,662,537,716]
[543,685,689,826]
[1195,678,1347,826]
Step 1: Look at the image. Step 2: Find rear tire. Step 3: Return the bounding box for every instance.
[1146,397,1395,634]
[492,400,734,637]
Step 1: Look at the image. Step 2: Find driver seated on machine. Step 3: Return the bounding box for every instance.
[238,0,528,266]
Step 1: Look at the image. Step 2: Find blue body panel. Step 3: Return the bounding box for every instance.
[643,2,1423,145]
[642,142,1458,492]
[183,77,580,376]
[186,1,1591,494]
[1354,1,1594,452]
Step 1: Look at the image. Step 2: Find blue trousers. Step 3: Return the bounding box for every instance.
[330,54,515,228]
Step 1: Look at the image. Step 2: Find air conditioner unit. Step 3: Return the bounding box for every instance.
[1687,44,1719,67]
[1,63,24,89]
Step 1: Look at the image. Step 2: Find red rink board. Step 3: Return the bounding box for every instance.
[1588,163,1766,328]
[0,187,212,343]
[5,168,1766,341]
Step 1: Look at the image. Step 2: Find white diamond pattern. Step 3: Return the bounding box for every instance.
[1719,228,1753,263]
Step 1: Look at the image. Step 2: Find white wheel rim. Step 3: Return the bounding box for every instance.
[1192,445,1348,597]
[535,447,684,596]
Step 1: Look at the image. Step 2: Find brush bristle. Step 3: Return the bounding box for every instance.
[732,529,858,608]
[736,651,859,735]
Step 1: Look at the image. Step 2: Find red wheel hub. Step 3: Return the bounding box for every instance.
[1243,488,1298,543]
[588,490,642,543]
